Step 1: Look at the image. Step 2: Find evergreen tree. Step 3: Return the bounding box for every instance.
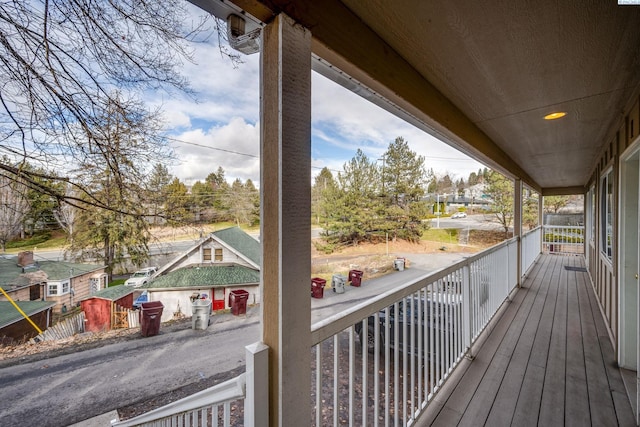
[147,164,173,224]
[312,167,337,225]
[164,178,191,225]
[383,137,427,204]
[66,95,164,276]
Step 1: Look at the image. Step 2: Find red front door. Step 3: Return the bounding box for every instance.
[212,287,225,311]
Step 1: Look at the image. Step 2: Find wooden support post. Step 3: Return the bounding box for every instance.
[260,13,312,427]
[514,178,523,286]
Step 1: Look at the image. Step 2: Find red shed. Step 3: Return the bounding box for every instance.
[80,285,135,332]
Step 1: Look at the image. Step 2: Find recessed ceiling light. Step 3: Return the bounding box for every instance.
[544,112,567,120]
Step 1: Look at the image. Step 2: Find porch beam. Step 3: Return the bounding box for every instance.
[541,186,586,196]
[260,13,312,427]
[227,0,538,191]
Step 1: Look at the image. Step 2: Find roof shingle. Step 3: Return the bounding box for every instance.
[212,227,261,266]
[0,301,56,328]
[144,264,259,289]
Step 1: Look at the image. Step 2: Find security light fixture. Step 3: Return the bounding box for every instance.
[227,14,260,55]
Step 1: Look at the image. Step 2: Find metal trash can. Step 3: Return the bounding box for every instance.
[311,278,326,299]
[331,274,346,293]
[140,301,164,337]
[348,269,364,287]
[192,298,212,330]
[229,289,250,315]
[393,258,405,271]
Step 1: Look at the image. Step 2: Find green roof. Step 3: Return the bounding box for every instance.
[0,255,104,290]
[144,264,259,289]
[213,227,261,266]
[0,301,56,329]
[38,260,104,280]
[83,285,134,301]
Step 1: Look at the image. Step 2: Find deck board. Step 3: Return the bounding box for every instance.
[418,254,635,427]
[483,253,555,426]
[538,255,568,425]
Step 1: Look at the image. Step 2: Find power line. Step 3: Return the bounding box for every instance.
[165,136,259,158]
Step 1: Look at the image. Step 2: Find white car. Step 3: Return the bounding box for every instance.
[125,267,158,287]
[451,212,467,219]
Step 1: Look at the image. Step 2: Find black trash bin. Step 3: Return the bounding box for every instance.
[311,278,326,299]
[229,289,250,316]
[348,269,364,287]
[140,301,164,337]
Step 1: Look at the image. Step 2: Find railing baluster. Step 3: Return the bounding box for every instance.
[349,326,355,427]
[334,334,339,427]
[384,306,390,427]
[374,311,380,427]
[394,301,399,427]
[316,340,321,426]
[362,317,368,427]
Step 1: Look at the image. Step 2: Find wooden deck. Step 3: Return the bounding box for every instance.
[418,254,636,427]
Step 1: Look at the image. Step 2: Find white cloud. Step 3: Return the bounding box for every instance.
[169,117,260,185]
[155,9,485,187]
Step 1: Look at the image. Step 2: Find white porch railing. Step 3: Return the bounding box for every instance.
[310,238,519,426]
[111,343,268,427]
[522,226,542,274]
[542,225,585,255]
[118,233,540,426]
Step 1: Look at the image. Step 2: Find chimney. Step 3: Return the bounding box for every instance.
[17,251,34,267]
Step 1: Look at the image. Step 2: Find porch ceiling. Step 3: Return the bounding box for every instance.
[218,0,640,192]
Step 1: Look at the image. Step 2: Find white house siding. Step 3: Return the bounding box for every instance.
[148,285,260,323]
[168,242,254,272]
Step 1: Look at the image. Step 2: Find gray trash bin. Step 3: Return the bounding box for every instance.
[393,258,405,271]
[192,298,212,330]
[332,274,347,293]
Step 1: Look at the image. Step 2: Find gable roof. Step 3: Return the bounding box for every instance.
[81,285,134,302]
[144,264,259,290]
[156,227,261,276]
[0,301,56,329]
[212,227,261,267]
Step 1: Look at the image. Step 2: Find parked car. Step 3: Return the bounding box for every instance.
[451,212,467,219]
[125,267,158,287]
[355,294,462,354]
[132,290,149,309]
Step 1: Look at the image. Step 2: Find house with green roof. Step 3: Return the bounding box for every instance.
[0,300,56,343]
[0,251,108,314]
[143,227,260,321]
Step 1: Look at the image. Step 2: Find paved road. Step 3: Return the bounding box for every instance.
[0,251,466,427]
[0,314,260,427]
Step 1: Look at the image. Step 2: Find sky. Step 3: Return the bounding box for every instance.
[149,7,485,187]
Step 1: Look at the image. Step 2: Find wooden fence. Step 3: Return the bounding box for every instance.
[30,312,85,343]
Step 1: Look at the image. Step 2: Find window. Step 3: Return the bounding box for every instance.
[600,169,614,261]
[215,248,223,261]
[62,281,70,294]
[47,283,57,296]
[89,278,100,294]
[589,185,595,244]
[203,248,212,261]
